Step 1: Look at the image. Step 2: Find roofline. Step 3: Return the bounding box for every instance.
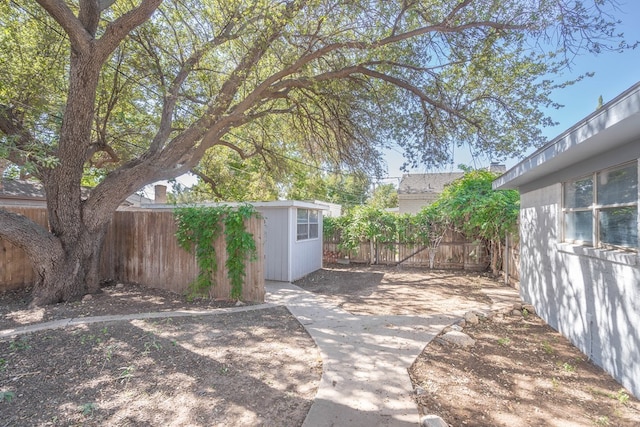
[493,80,640,190]
[138,200,329,210]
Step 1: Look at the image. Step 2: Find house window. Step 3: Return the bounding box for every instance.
[563,161,638,250]
[297,209,319,241]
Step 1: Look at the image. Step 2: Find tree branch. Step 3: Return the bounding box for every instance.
[78,0,100,37]
[35,0,92,53]
[0,209,62,266]
[0,105,44,170]
[96,0,162,62]
[190,169,225,200]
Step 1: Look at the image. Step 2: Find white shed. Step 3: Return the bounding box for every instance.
[253,201,325,282]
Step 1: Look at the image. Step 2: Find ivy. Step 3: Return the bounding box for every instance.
[222,204,259,299]
[174,205,260,300]
[323,170,519,271]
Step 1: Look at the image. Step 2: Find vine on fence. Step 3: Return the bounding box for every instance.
[174,205,260,300]
[323,170,519,272]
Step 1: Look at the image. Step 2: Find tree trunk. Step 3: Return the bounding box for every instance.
[490,240,501,277]
[29,225,108,307]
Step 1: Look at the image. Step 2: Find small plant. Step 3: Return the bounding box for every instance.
[551,377,560,389]
[80,334,102,345]
[541,341,554,354]
[144,338,162,354]
[80,402,97,416]
[219,365,230,375]
[9,338,30,351]
[522,308,529,318]
[117,366,135,383]
[0,391,15,403]
[497,337,511,346]
[0,358,7,372]
[561,362,576,372]
[594,415,610,426]
[102,345,116,364]
[616,388,630,405]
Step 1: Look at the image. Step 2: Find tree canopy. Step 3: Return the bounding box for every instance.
[0,0,632,305]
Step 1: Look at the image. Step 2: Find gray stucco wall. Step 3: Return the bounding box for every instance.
[520,184,640,397]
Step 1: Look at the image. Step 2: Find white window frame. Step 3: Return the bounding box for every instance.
[562,160,639,251]
[296,208,319,241]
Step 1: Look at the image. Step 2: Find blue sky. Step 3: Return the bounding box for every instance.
[382,0,640,182]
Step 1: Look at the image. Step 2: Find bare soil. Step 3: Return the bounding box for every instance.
[297,264,640,427]
[0,284,321,426]
[2,266,639,426]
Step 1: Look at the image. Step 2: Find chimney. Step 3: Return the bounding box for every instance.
[154,185,167,204]
[489,162,506,174]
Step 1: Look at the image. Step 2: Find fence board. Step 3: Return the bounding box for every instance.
[0,207,48,291]
[1,207,265,301]
[322,228,492,271]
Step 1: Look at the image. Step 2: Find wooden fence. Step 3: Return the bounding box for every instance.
[0,207,265,301]
[503,231,520,285]
[323,229,491,271]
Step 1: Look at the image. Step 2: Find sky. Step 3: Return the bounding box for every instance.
[381,0,640,185]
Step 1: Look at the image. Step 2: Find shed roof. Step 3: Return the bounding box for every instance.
[493,81,640,191]
[398,172,464,195]
[138,200,329,210]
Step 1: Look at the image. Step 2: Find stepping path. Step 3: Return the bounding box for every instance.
[266,281,457,426]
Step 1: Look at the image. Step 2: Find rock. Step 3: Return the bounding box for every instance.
[115,283,125,289]
[483,311,495,320]
[443,324,463,333]
[82,294,93,301]
[512,302,523,310]
[523,304,536,314]
[235,300,246,307]
[511,309,523,317]
[420,414,448,427]
[414,386,426,396]
[464,311,479,325]
[456,319,466,328]
[474,310,489,319]
[440,331,476,347]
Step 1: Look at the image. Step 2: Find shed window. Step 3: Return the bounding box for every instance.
[563,161,638,250]
[297,209,319,240]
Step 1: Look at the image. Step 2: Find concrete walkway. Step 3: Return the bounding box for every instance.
[266,281,522,427]
[1,280,521,426]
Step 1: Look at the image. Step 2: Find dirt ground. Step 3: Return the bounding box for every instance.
[0,284,321,426]
[1,266,639,426]
[296,264,640,427]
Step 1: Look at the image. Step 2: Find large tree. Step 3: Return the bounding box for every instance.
[0,0,630,306]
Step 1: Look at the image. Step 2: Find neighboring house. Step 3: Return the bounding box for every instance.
[397,172,464,214]
[313,200,342,217]
[141,200,326,282]
[0,179,155,208]
[0,179,49,207]
[493,82,640,397]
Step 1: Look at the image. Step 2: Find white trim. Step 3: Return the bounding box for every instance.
[494,81,640,190]
[556,243,639,266]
